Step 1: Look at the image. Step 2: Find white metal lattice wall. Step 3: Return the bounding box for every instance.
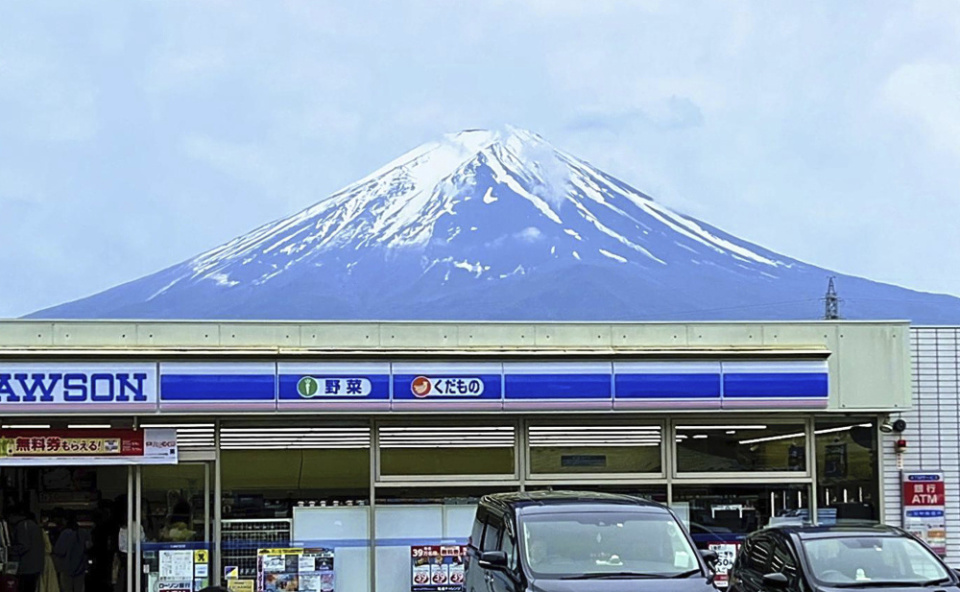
[883,327,960,565]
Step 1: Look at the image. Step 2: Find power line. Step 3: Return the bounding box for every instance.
[641,298,822,318]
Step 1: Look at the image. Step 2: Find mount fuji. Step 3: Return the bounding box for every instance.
[27,127,960,322]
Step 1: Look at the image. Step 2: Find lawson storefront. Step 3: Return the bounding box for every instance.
[0,320,910,591]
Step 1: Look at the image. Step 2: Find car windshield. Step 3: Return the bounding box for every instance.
[520,510,700,578]
[802,535,950,586]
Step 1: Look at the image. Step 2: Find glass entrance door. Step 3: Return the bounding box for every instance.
[136,461,214,592]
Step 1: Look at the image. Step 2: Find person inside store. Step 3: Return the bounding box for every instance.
[39,516,58,592]
[52,511,91,592]
[8,502,45,592]
[160,498,195,542]
[88,500,116,592]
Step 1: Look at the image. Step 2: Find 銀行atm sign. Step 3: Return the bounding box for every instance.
[902,472,947,556]
[903,473,945,506]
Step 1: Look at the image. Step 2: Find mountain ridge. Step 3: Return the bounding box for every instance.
[27,127,960,323]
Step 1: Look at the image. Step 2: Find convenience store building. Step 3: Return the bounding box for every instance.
[0,319,911,591]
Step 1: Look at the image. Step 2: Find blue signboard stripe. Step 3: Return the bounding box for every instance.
[722,373,828,399]
[504,374,611,399]
[160,374,276,401]
[615,373,720,399]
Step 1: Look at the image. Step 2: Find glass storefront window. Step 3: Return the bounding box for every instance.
[527,424,662,475]
[672,484,811,544]
[815,418,878,522]
[378,425,516,477]
[525,484,667,504]
[220,422,372,590]
[374,486,516,592]
[675,423,808,473]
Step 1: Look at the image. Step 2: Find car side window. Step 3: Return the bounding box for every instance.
[471,513,486,549]
[482,518,503,553]
[770,538,798,579]
[747,536,773,573]
[501,530,517,570]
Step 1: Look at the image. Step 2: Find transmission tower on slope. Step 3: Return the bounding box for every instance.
[823,276,841,320]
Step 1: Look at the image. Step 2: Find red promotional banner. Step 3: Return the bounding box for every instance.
[0,428,177,466]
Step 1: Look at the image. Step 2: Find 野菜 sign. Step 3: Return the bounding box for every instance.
[902,472,946,556]
[0,428,177,466]
[297,376,373,398]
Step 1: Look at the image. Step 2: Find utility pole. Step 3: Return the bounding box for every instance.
[823,276,841,320]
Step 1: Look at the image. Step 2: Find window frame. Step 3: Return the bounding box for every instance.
[746,534,774,575]
[481,513,504,553]
[524,418,667,482]
[671,417,815,482]
[375,418,521,483]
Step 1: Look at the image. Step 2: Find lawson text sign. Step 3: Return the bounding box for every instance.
[0,363,157,409]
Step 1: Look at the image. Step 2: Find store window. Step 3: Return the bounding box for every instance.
[220,422,372,592]
[374,486,515,592]
[671,484,810,549]
[525,484,667,505]
[378,424,516,477]
[527,424,662,476]
[815,419,878,522]
[675,423,807,473]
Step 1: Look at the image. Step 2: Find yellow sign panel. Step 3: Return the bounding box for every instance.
[257,548,304,556]
[227,580,255,592]
[194,549,209,564]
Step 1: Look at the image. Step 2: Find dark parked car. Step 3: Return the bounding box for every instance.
[729,523,959,591]
[465,491,719,592]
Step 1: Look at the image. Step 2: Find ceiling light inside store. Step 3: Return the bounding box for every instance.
[738,423,872,446]
[1,424,51,429]
[68,424,112,429]
[140,424,214,429]
[692,435,708,439]
[676,425,767,430]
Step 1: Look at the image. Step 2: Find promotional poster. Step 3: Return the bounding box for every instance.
[257,547,334,592]
[410,546,467,592]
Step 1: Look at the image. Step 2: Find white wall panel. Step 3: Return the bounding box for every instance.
[885,327,960,566]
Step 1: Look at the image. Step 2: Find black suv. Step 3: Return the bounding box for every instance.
[465,491,718,592]
[729,523,960,591]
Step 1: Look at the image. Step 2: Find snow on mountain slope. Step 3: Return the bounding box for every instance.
[26,126,960,322]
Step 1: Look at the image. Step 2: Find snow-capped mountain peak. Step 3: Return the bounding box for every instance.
[177,126,788,294]
[29,127,960,323]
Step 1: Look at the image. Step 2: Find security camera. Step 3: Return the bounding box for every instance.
[893,419,907,433]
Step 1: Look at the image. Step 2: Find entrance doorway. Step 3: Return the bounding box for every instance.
[0,425,206,592]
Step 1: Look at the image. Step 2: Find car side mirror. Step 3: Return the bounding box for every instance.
[699,549,719,567]
[479,551,509,571]
[762,572,789,589]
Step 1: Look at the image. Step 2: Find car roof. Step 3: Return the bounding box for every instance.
[479,491,668,515]
[760,523,907,540]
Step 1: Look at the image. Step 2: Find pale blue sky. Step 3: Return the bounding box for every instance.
[1,0,959,317]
